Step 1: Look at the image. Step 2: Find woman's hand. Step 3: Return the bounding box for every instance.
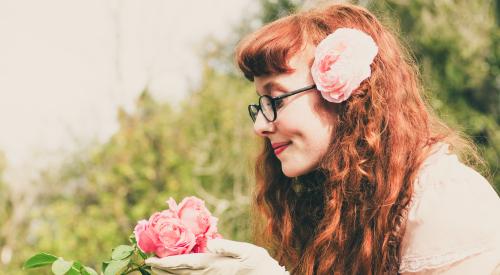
[145,239,289,275]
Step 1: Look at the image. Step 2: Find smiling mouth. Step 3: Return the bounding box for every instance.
[272,142,291,156]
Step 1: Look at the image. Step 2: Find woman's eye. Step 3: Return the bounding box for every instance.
[270,90,285,97]
[275,99,284,109]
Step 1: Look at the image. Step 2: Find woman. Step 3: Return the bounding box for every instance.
[146,3,500,274]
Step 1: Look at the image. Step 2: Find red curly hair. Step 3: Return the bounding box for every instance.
[236,3,481,275]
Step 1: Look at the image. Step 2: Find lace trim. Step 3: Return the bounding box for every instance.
[399,245,487,273]
[399,144,488,273]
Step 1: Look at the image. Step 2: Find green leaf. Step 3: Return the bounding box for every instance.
[137,248,148,260]
[72,261,84,270]
[66,267,81,275]
[129,234,137,245]
[138,266,151,275]
[83,266,98,275]
[111,245,134,260]
[73,261,96,275]
[52,257,73,275]
[23,252,58,269]
[104,259,129,275]
[102,260,110,273]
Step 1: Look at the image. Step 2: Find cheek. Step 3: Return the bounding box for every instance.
[278,96,334,150]
[302,121,332,159]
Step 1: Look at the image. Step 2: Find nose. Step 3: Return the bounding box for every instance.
[253,111,275,137]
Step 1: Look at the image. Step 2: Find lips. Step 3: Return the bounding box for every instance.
[272,142,291,156]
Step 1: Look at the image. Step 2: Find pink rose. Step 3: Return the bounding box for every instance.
[134,219,155,252]
[177,197,215,235]
[135,196,221,257]
[177,196,221,252]
[311,28,378,103]
[134,209,196,257]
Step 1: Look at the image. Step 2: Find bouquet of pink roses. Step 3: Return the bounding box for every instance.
[23,196,221,275]
[134,196,222,257]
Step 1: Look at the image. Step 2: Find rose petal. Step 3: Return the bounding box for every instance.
[311,28,378,104]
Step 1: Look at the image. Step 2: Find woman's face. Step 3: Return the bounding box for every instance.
[253,49,336,177]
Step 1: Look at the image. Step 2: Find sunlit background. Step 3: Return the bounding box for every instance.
[0,0,498,274]
[0,0,254,184]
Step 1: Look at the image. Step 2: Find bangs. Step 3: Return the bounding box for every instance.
[236,16,307,81]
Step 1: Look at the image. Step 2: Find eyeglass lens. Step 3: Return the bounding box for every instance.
[248,105,259,122]
[259,96,274,122]
[248,96,277,122]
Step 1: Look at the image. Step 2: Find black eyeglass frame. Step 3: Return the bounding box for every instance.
[248,84,316,122]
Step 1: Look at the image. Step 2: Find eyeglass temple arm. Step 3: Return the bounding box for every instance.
[273,84,316,100]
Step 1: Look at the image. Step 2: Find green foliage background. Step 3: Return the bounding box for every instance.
[0,0,498,274]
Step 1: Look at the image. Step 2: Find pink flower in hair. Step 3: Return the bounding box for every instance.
[311,28,378,103]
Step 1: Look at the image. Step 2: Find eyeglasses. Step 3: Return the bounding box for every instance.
[248,84,316,122]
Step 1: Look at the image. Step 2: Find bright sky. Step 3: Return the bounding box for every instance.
[0,0,255,185]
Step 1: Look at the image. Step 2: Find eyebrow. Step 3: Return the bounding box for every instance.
[256,82,287,96]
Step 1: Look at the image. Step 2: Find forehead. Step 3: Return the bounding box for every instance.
[254,46,315,94]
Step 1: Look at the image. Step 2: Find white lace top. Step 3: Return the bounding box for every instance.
[399,144,500,274]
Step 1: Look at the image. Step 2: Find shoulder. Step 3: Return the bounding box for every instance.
[399,144,500,274]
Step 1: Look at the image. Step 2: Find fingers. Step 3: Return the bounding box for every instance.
[151,266,203,275]
[147,254,240,275]
[207,239,266,259]
[151,267,176,275]
[146,253,219,270]
[150,257,242,275]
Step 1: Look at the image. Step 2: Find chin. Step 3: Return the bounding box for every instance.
[281,160,319,178]
[281,165,309,178]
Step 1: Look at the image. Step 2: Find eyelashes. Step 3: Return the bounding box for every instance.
[274,99,284,109]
